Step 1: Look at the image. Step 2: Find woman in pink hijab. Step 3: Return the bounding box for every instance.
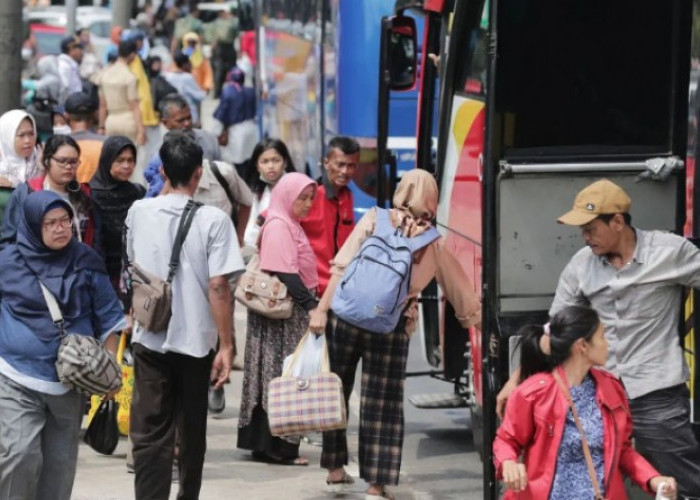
[237,172,318,466]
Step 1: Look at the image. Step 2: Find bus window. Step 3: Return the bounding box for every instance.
[496,0,681,158]
[454,0,488,97]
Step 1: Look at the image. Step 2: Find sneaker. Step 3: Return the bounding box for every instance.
[208,386,225,413]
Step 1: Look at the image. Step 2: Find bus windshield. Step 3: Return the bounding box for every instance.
[496,0,680,158]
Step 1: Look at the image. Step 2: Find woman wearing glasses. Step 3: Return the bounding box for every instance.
[0,135,102,253]
[0,190,125,500]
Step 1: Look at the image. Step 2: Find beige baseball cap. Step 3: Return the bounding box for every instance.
[557,179,631,226]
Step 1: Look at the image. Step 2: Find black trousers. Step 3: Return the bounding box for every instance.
[629,384,700,498]
[130,344,213,500]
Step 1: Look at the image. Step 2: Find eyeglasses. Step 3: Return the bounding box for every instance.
[51,157,80,169]
[42,215,73,230]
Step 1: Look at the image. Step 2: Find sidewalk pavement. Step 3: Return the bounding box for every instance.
[73,309,368,500]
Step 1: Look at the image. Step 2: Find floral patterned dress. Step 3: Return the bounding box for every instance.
[237,304,309,458]
[550,375,605,499]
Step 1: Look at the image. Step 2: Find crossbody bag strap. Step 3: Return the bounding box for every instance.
[552,370,605,500]
[167,199,203,282]
[38,282,66,337]
[209,161,237,209]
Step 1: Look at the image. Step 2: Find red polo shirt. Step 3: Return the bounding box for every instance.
[301,175,355,296]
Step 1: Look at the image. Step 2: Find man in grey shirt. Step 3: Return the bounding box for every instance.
[550,179,700,497]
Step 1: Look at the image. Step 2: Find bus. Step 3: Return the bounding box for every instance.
[254,0,431,220]
[381,0,700,497]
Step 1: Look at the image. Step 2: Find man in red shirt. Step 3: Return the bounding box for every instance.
[301,136,360,296]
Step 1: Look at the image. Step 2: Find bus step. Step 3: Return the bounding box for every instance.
[408,393,467,409]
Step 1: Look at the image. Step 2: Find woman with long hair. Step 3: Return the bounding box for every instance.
[237,172,318,465]
[242,138,296,249]
[494,305,677,499]
[1,135,101,253]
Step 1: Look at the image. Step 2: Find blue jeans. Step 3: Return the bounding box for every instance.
[0,372,84,500]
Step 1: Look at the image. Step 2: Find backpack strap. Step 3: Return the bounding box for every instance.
[209,160,237,209]
[167,199,203,282]
[406,226,441,252]
[372,207,395,237]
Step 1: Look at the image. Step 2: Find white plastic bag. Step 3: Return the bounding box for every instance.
[283,332,326,378]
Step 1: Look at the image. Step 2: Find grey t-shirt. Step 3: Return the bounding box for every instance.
[126,194,244,357]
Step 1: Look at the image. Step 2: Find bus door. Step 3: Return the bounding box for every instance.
[480,1,693,498]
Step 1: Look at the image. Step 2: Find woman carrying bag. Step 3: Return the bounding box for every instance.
[308,169,482,500]
[0,191,126,500]
[237,172,319,465]
[493,305,677,499]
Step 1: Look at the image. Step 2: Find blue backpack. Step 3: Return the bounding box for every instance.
[331,208,440,334]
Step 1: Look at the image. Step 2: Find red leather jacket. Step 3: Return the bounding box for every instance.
[300,178,354,296]
[493,367,658,499]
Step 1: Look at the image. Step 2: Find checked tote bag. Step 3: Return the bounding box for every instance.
[40,283,122,397]
[268,332,346,436]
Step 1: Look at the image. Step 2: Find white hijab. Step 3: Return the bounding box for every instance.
[0,110,40,188]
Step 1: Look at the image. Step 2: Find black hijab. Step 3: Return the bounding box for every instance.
[0,191,106,340]
[90,135,142,194]
[89,136,145,280]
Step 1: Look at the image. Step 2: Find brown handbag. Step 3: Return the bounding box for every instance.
[234,252,293,319]
[130,200,202,332]
[553,369,609,500]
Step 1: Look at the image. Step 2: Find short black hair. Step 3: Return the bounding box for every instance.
[173,51,191,70]
[327,136,360,157]
[158,93,189,118]
[118,39,137,58]
[160,131,202,188]
[598,213,632,226]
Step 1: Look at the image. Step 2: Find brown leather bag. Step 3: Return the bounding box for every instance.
[130,200,202,332]
[234,253,293,319]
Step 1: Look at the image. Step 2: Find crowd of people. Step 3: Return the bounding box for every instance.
[1,2,699,500]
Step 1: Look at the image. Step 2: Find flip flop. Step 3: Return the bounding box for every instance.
[326,471,355,493]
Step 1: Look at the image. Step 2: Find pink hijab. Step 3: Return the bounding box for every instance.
[259,172,319,290]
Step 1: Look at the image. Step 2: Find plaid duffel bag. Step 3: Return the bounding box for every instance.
[268,333,346,436]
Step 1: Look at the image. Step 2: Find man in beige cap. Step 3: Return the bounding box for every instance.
[499,179,700,498]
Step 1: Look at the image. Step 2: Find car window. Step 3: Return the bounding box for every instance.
[88,21,111,38]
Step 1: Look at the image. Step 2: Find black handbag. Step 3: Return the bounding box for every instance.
[83,398,120,455]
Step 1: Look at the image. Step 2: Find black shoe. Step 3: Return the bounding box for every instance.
[208,386,225,413]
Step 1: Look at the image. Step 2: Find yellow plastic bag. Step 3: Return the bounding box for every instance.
[87,333,133,436]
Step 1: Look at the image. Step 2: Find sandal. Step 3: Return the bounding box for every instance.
[326,471,355,493]
[365,489,394,500]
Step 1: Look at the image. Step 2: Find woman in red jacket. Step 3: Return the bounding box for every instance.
[494,305,677,499]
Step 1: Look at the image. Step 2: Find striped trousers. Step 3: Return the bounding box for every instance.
[321,314,410,485]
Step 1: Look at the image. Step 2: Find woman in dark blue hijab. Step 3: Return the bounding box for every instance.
[0,190,126,500]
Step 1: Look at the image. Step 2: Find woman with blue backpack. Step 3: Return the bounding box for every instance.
[308,169,482,500]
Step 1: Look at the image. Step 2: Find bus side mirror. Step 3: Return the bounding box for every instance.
[385,15,417,91]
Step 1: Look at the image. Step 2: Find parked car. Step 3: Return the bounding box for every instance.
[25,6,111,60]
